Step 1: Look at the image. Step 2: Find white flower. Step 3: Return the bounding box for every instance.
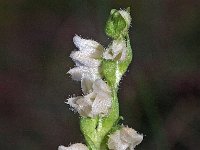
[68,66,100,81]
[71,35,104,67]
[67,66,101,94]
[68,35,104,93]
[58,143,88,150]
[108,127,143,150]
[103,40,127,61]
[67,79,112,117]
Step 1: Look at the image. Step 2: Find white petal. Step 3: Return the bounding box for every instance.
[67,96,93,117]
[108,127,143,150]
[73,35,104,54]
[92,94,112,116]
[111,40,126,59]
[74,92,97,117]
[70,51,101,67]
[67,96,82,111]
[102,49,114,60]
[76,97,93,117]
[58,143,88,150]
[84,92,97,102]
[67,66,100,81]
[81,78,94,94]
[103,40,127,61]
[92,79,111,96]
[91,79,112,116]
[108,131,129,150]
[71,35,104,67]
[58,145,67,150]
[120,127,143,147]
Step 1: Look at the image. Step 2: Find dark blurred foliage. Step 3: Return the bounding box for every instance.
[0,0,200,150]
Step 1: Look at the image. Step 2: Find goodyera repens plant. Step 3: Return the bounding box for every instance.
[58,8,143,150]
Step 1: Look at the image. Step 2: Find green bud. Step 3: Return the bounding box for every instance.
[105,9,131,39]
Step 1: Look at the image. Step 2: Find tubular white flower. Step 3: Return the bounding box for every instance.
[103,39,127,61]
[71,35,104,68]
[58,143,88,150]
[68,35,104,94]
[70,51,101,67]
[67,79,112,117]
[67,66,100,82]
[68,66,101,94]
[108,127,143,150]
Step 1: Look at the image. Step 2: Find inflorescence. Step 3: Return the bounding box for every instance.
[58,8,143,150]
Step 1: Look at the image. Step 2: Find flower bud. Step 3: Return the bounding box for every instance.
[105,8,131,39]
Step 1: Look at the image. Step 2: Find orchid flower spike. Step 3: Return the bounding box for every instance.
[59,8,143,150]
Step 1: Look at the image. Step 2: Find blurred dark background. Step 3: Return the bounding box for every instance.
[0,0,200,149]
